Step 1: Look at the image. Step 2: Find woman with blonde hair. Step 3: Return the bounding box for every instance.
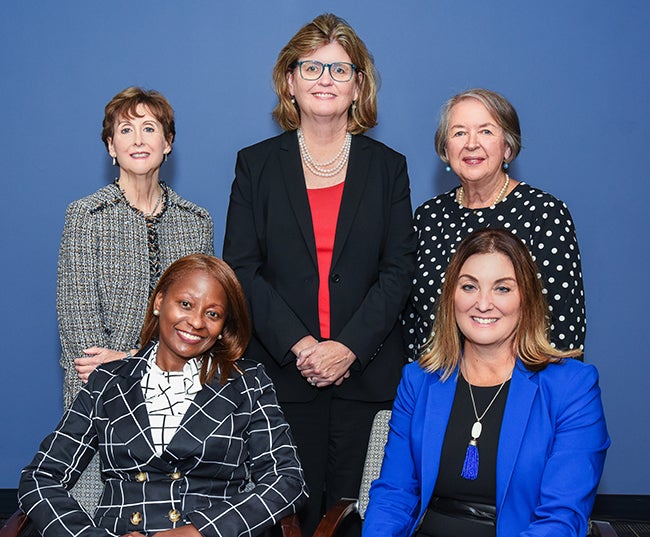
[364,229,608,536]
[223,13,415,535]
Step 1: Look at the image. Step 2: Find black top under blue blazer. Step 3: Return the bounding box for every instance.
[19,342,307,537]
[223,131,416,402]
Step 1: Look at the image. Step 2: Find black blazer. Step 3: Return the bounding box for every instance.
[223,131,416,402]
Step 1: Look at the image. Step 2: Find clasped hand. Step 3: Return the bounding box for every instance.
[294,338,355,388]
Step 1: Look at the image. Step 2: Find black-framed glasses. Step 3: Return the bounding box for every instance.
[295,60,357,82]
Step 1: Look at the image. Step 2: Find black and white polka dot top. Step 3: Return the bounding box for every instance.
[403,182,586,359]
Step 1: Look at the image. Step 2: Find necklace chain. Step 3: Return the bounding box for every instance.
[118,181,164,217]
[467,373,511,439]
[297,128,352,178]
[457,174,510,209]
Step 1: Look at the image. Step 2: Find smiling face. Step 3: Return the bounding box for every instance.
[445,98,512,187]
[153,269,228,371]
[454,252,521,352]
[107,103,172,179]
[287,41,360,127]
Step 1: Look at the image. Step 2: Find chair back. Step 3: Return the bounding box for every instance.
[357,409,391,519]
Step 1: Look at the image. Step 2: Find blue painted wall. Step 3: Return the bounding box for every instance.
[1,0,648,494]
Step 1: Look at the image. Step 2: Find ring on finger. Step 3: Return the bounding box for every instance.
[309,377,316,386]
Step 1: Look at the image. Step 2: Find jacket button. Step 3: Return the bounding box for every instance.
[169,471,182,480]
[135,471,147,482]
[130,512,142,526]
[330,273,341,283]
[168,509,182,523]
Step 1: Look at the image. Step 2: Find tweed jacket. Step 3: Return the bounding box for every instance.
[19,343,308,537]
[363,359,610,537]
[57,182,214,409]
[223,131,416,403]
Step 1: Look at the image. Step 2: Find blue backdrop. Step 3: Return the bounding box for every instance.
[1,0,648,494]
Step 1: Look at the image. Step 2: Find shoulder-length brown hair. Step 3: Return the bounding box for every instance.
[419,229,581,379]
[140,254,251,385]
[101,86,176,153]
[272,13,378,134]
[434,88,522,165]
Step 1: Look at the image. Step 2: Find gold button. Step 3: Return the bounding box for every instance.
[130,512,142,526]
[168,509,181,523]
[135,471,147,482]
[169,471,182,480]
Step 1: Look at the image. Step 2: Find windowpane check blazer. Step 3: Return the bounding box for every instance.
[19,342,308,537]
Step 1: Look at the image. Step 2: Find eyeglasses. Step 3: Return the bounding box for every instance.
[295,60,357,82]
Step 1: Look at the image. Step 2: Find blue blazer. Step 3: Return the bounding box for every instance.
[363,359,610,537]
[19,343,308,537]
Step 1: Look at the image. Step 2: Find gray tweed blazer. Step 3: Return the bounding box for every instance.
[57,182,214,409]
[19,343,307,537]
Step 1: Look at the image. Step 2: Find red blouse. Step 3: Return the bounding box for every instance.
[307,182,344,339]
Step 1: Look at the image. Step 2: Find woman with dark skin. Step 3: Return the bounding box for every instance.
[21,255,306,537]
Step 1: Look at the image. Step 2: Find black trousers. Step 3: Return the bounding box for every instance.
[281,391,392,537]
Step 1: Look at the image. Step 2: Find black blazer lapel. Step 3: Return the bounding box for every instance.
[101,356,161,467]
[161,375,241,466]
[332,135,370,268]
[279,131,318,267]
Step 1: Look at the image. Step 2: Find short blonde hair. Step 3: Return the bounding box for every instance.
[272,13,378,134]
[419,229,581,380]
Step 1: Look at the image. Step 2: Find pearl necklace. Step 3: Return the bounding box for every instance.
[297,128,352,178]
[457,174,510,209]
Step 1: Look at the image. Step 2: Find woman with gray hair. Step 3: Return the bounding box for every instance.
[403,88,585,360]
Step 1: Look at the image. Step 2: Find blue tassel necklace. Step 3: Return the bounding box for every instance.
[461,375,511,480]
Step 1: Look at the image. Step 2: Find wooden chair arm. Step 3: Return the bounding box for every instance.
[312,499,359,537]
[0,510,29,537]
[279,513,302,537]
[590,520,619,537]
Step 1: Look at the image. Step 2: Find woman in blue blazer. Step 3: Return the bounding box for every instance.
[363,229,609,537]
[223,14,415,536]
[19,255,307,537]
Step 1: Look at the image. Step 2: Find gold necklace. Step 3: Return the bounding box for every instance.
[457,174,510,209]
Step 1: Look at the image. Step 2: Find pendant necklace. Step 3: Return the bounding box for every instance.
[460,373,511,480]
